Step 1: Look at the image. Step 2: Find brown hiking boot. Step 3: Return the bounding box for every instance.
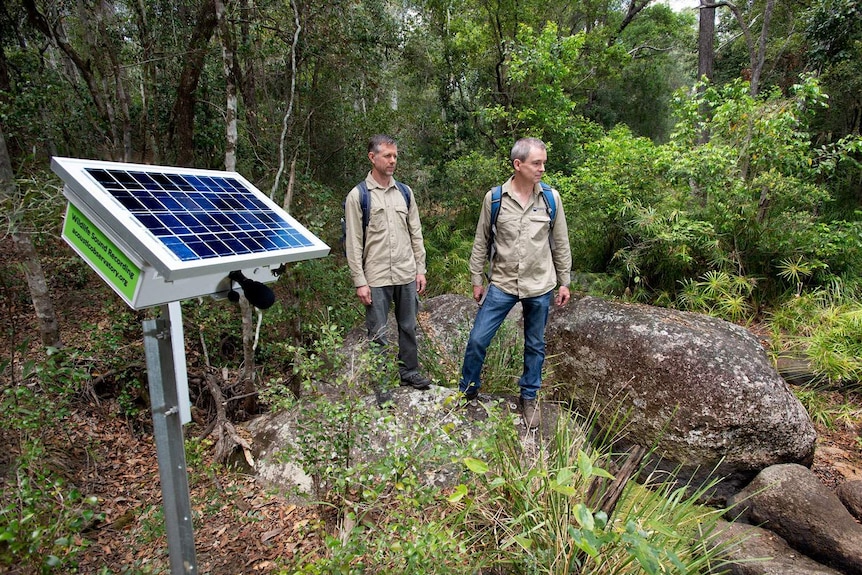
[519,396,540,429]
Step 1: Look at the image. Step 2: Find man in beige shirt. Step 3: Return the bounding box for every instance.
[344,135,432,395]
[459,137,572,428]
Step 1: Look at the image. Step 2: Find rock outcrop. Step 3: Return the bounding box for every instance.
[545,295,817,501]
[836,479,862,521]
[709,519,844,575]
[727,463,862,575]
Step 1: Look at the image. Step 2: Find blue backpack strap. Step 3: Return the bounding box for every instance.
[357,180,371,246]
[487,185,503,262]
[539,182,556,227]
[394,180,411,210]
[539,182,557,252]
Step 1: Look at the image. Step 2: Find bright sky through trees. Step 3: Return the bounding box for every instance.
[665,0,699,11]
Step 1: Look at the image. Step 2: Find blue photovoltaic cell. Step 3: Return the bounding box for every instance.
[85,168,313,262]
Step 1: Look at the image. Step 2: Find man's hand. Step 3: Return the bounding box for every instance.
[555,285,571,306]
[473,285,485,303]
[356,285,372,306]
[416,274,427,295]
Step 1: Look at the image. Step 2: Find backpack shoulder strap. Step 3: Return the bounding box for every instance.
[490,185,503,228]
[539,182,556,227]
[486,186,503,263]
[539,182,557,252]
[357,180,371,241]
[394,180,411,210]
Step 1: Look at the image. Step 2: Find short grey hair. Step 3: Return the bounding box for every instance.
[510,137,546,164]
[369,134,398,154]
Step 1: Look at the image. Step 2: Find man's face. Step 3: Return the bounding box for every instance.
[369,143,398,180]
[514,146,547,184]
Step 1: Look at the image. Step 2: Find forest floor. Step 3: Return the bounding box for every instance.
[3,268,862,574]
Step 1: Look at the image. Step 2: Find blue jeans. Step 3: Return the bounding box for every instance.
[459,285,552,400]
[366,281,420,378]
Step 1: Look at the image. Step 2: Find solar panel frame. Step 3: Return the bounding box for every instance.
[52,157,330,284]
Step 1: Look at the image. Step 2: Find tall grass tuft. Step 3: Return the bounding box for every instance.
[450,410,734,574]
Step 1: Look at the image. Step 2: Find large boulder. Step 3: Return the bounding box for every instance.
[709,519,844,575]
[836,480,862,521]
[727,464,862,575]
[545,296,816,501]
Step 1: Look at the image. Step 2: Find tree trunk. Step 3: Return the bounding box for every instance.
[697,2,715,86]
[692,1,717,205]
[89,0,133,161]
[270,0,301,201]
[11,232,61,348]
[283,154,296,213]
[171,0,219,167]
[132,0,160,163]
[239,0,259,136]
[749,0,775,96]
[716,0,775,96]
[216,0,238,172]
[238,295,257,416]
[0,128,61,348]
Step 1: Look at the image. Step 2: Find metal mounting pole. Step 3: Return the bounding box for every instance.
[143,309,197,574]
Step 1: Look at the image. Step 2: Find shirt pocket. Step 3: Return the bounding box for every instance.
[495,212,522,248]
[367,203,408,235]
[528,212,551,243]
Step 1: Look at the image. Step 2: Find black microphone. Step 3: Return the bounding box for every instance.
[227,270,276,310]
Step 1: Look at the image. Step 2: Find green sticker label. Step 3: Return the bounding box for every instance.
[62,203,141,302]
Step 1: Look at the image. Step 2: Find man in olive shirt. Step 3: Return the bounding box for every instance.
[344,134,432,393]
[459,137,572,428]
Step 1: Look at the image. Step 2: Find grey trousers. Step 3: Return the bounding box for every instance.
[366,281,419,378]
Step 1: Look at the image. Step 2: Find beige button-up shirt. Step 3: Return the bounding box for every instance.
[345,173,427,288]
[469,178,571,298]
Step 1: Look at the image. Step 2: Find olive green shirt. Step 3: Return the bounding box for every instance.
[469,178,572,298]
[345,173,427,288]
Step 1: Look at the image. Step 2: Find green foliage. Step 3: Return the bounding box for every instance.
[273,361,730,575]
[3,347,89,434]
[0,443,102,573]
[556,125,673,275]
[481,22,617,167]
[613,200,724,302]
[76,305,149,419]
[793,387,862,430]
[449,412,729,574]
[422,215,475,297]
[770,280,862,388]
[677,271,757,323]
[263,323,381,498]
[586,75,862,307]
[433,151,503,209]
[0,348,102,573]
[591,4,696,142]
[0,47,99,161]
[282,411,505,574]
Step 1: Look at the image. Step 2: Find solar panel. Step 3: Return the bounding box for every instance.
[83,167,315,262]
[52,157,330,309]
